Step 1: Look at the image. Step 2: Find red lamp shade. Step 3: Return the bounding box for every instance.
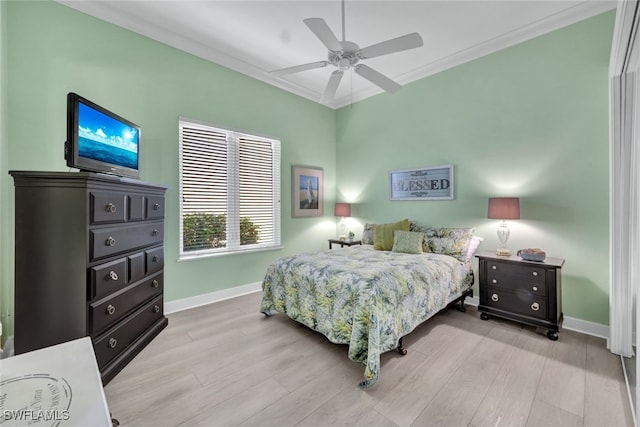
[488,197,520,220]
[334,203,351,217]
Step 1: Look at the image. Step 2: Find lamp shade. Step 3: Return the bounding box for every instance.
[488,197,520,220]
[334,203,351,217]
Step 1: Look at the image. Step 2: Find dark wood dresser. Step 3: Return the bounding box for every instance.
[10,171,168,384]
[476,250,564,340]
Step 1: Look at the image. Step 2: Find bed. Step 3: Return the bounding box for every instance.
[260,222,479,389]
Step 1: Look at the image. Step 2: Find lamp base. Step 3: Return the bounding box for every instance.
[495,248,512,257]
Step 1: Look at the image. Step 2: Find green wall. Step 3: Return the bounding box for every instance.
[0,0,336,336]
[335,11,615,324]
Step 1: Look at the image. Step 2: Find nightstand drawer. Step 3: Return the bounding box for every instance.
[486,262,547,295]
[484,287,547,320]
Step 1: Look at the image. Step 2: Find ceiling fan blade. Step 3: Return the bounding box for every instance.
[320,70,344,104]
[303,18,342,52]
[354,64,401,93]
[271,61,329,77]
[357,32,423,60]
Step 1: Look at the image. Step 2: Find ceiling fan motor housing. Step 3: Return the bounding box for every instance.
[329,40,361,70]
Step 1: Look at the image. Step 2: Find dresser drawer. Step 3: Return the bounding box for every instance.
[90,222,163,261]
[486,262,547,296]
[146,246,164,275]
[90,273,163,335]
[93,295,164,369]
[146,196,165,220]
[91,191,127,224]
[91,257,128,300]
[484,287,547,320]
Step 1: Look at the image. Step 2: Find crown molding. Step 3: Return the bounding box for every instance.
[57,0,616,110]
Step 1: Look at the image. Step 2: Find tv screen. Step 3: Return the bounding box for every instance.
[66,93,141,179]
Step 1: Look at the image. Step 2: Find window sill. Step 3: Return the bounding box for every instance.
[178,245,283,261]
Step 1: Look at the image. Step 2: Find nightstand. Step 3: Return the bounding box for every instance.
[328,239,362,249]
[476,250,564,340]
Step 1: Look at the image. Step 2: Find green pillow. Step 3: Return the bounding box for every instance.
[373,219,410,251]
[392,230,424,254]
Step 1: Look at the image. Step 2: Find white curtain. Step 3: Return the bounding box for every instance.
[609,0,640,359]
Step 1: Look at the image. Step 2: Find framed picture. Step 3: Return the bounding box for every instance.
[292,165,324,217]
[389,164,454,200]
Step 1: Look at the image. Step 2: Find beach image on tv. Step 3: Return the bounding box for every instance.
[77,102,139,169]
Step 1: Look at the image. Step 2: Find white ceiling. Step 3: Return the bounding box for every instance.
[57,0,616,109]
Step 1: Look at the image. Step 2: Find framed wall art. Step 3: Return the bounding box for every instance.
[389,164,454,200]
[292,165,324,217]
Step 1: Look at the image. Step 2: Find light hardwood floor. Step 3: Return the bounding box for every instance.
[104,292,634,427]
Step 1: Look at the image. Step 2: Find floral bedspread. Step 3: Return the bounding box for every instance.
[259,245,473,388]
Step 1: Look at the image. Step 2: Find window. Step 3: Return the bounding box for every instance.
[179,119,281,258]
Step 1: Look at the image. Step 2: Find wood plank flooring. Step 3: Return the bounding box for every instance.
[104,292,633,426]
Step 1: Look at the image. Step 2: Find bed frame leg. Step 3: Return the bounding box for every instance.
[396,337,408,356]
[261,310,273,317]
[455,288,473,312]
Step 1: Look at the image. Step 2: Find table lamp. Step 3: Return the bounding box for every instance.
[488,197,520,256]
[334,203,351,240]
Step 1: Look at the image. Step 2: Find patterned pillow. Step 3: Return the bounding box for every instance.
[424,227,475,262]
[362,223,374,245]
[409,221,430,252]
[392,230,424,254]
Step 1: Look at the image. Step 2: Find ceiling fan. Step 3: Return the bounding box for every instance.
[271,0,424,103]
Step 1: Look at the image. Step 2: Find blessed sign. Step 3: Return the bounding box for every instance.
[389,165,454,200]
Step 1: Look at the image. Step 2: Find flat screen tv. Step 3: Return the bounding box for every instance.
[65,92,141,179]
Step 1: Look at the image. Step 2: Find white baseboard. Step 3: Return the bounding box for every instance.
[164,288,610,341]
[466,296,609,341]
[164,282,262,314]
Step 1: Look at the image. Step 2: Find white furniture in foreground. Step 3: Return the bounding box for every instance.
[0,337,112,426]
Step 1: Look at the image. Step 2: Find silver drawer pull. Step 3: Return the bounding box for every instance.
[106,304,116,315]
[109,270,118,281]
[491,265,497,270]
[151,279,159,288]
[491,293,499,302]
[492,279,497,284]
[153,203,160,211]
[153,305,160,313]
[531,302,540,311]
[108,338,118,349]
[105,237,116,247]
[152,255,160,263]
[106,203,117,213]
[152,229,159,236]
[532,271,538,277]
[532,286,538,292]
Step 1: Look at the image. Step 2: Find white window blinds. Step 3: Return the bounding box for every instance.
[179,119,281,257]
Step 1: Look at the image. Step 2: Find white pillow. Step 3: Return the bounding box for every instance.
[465,236,484,263]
